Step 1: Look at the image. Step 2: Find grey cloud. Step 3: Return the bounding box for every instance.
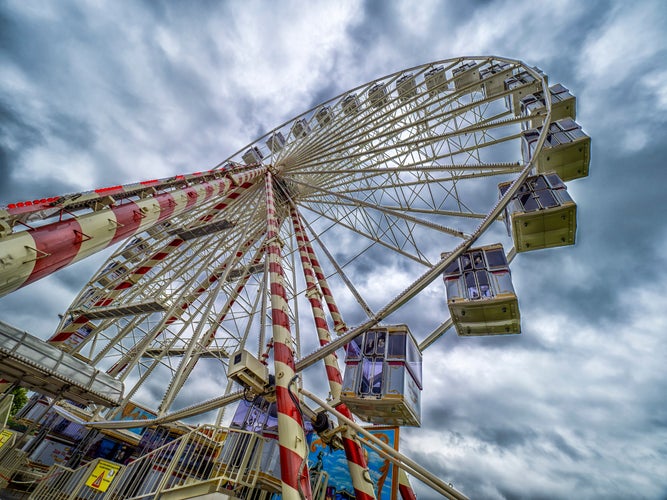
[547,431,583,461]
[1,1,667,498]
[0,99,43,197]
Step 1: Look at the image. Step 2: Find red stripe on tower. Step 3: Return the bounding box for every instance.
[23,219,84,286]
[155,192,177,221]
[265,172,312,500]
[109,201,144,245]
[183,187,199,209]
[398,469,417,500]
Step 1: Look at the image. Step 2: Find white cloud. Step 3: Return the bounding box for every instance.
[18,148,95,191]
[621,127,649,153]
[394,0,445,42]
[450,0,588,63]
[208,1,361,114]
[577,2,667,83]
[641,69,667,112]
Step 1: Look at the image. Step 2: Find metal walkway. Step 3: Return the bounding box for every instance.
[0,321,123,407]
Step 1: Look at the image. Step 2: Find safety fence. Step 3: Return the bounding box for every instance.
[25,424,286,499]
[0,446,29,490]
[30,458,113,500]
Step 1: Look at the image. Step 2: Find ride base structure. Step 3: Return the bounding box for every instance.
[0,55,589,499]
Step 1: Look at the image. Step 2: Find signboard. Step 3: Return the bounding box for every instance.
[110,401,157,435]
[0,429,14,449]
[49,321,94,351]
[308,426,399,500]
[85,459,121,493]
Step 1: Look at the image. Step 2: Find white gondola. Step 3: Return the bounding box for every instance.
[480,62,514,98]
[368,82,388,108]
[396,73,417,102]
[452,62,481,91]
[341,325,421,427]
[242,146,264,165]
[499,173,577,252]
[291,118,311,139]
[443,244,520,336]
[265,131,285,153]
[424,65,447,97]
[341,93,360,115]
[520,83,576,128]
[315,106,332,126]
[522,118,591,181]
[504,67,546,115]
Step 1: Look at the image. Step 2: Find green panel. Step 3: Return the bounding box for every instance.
[449,296,521,336]
[537,138,590,181]
[513,204,577,252]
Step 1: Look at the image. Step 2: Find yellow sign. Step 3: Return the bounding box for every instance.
[0,429,13,449]
[85,459,121,492]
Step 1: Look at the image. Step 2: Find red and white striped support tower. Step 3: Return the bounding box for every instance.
[47,168,265,349]
[294,216,348,336]
[0,166,264,299]
[291,208,377,500]
[398,469,418,500]
[264,171,312,500]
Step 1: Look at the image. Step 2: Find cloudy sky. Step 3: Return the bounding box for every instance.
[1,0,667,498]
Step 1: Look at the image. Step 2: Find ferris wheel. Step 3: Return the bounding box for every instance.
[49,55,535,408]
[0,55,589,498]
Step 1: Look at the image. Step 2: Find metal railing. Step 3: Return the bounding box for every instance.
[30,458,115,500]
[8,423,318,499]
[107,425,279,499]
[0,446,31,490]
